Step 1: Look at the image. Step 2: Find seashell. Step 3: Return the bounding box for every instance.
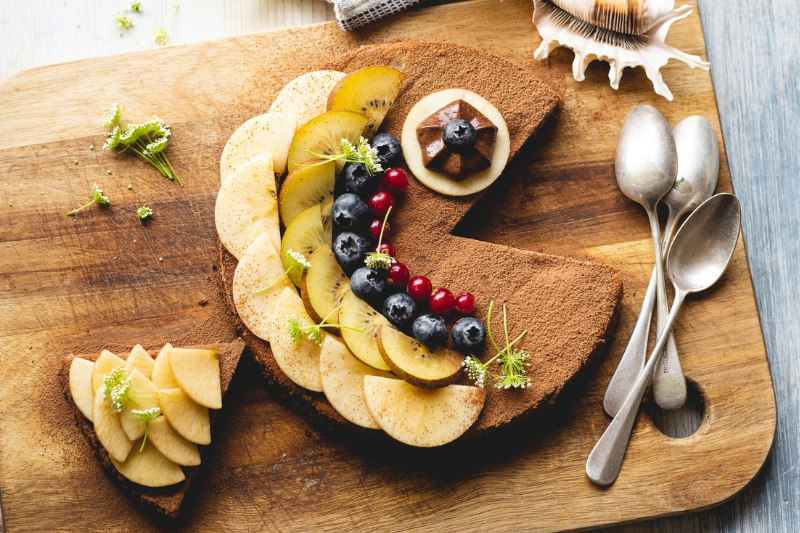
[532,0,710,101]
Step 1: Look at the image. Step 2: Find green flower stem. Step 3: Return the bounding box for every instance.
[66,199,97,216]
[253,269,291,296]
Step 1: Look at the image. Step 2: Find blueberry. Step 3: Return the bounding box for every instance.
[451,317,486,353]
[382,293,417,330]
[350,267,386,305]
[341,162,381,197]
[332,193,369,231]
[371,133,403,168]
[442,119,476,153]
[332,232,371,274]
[411,314,448,348]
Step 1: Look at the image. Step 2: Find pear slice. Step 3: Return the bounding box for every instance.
[301,244,350,325]
[147,416,201,467]
[119,369,160,441]
[339,291,391,371]
[327,66,405,138]
[319,336,394,429]
[363,376,486,447]
[377,325,463,389]
[168,348,222,409]
[233,232,294,342]
[69,357,95,422]
[91,349,126,397]
[158,388,211,445]
[280,204,332,287]
[110,439,186,488]
[268,70,346,127]
[93,387,133,462]
[220,112,298,181]
[268,287,323,392]
[278,157,335,228]
[286,110,369,173]
[151,343,179,390]
[215,152,281,260]
[124,344,154,380]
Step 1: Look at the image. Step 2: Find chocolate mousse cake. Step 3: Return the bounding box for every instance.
[219,40,622,439]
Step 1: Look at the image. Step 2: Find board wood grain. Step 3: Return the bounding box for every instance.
[0,1,776,532]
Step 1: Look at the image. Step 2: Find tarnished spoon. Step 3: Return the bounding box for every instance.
[604,116,719,415]
[587,193,741,486]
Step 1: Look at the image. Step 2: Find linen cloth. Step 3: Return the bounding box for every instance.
[328,0,423,30]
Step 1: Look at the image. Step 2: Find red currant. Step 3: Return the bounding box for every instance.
[383,168,408,194]
[367,219,390,242]
[386,263,410,289]
[368,190,395,218]
[429,288,455,316]
[373,242,397,257]
[407,276,433,302]
[455,292,476,314]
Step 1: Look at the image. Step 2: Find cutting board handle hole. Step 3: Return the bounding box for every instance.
[648,379,705,439]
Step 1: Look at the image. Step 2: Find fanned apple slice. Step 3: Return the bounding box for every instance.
[220,112,298,181]
[269,70,346,127]
[233,232,294,342]
[363,376,486,447]
[168,348,222,409]
[268,287,323,392]
[110,439,186,488]
[120,369,161,441]
[151,343,179,390]
[377,325,464,389]
[158,388,211,445]
[91,349,126,397]
[286,110,369,172]
[327,66,405,138]
[339,291,391,371]
[301,244,350,325]
[69,357,95,422]
[215,152,281,260]
[147,416,201,467]
[124,344,154,380]
[279,157,335,228]
[280,204,332,287]
[319,336,394,429]
[93,387,133,462]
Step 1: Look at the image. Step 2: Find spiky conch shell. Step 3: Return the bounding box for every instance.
[532,0,710,101]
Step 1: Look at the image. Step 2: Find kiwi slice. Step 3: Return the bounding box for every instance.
[301,245,351,325]
[327,66,405,139]
[339,291,392,371]
[286,110,369,173]
[279,157,335,228]
[280,205,332,287]
[376,325,463,389]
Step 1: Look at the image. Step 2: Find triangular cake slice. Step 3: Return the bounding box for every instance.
[60,340,244,520]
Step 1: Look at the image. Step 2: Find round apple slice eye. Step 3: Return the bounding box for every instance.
[401,88,511,197]
[268,287,324,392]
[220,112,298,181]
[269,70,346,127]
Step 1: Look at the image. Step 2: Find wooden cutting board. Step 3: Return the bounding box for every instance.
[0,0,776,531]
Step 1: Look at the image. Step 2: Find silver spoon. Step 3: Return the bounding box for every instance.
[587,193,741,485]
[604,116,719,415]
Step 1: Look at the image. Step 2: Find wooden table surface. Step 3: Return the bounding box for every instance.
[1,1,797,532]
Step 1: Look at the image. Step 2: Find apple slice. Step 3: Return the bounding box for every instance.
[158,388,211,445]
[119,369,160,441]
[124,344,154,380]
[147,416,201,467]
[280,204,332,287]
[339,291,391,371]
[363,376,486,447]
[269,70,346,127]
[151,343,179,390]
[327,66,405,138]
[233,232,294,342]
[319,336,394,429]
[69,357,95,422]
[91,349,126,397]
[93,386,133,462]
[301,244,350,325]
[220,112,298,182]
[278,157,335,228]
[110,438,186,488]
[169,348,222,409]
[377,325,463,389]
[215,152,281,260]
[286,110,369,172]
[268,287,323,392]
